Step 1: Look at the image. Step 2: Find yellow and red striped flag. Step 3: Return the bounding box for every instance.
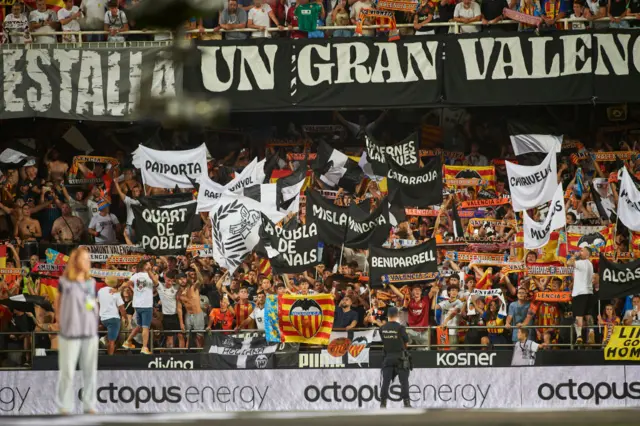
[443,165,496,190]
[23,0,64,11]
[278,294,335,345]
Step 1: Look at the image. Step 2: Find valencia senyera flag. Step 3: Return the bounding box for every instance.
[278,294,335,345]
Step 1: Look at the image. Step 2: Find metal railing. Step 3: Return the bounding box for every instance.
[1,16,637,48]
[0,323,602,369]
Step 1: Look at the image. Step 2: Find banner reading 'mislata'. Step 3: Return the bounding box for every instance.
[368,238,438,288]
[0,47,176,121]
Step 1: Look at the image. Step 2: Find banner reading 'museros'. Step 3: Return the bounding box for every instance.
[132,196,199,256]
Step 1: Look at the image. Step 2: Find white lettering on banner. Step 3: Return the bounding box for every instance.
[1,49,174,116]
[371,250,436,268]
[348,214,387,234]
[436,352,496,367]
[301,42,439,85]
[264,222,318,240]
[3,367,640,414]
[456,34,640,81]
[602,267,640,283]
[312,205,348,226]
[366,136,418,166]
[388,169,439,185]
[141,207,190,251]
[198,45,278,92]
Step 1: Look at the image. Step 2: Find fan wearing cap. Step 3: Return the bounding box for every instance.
[378,306,411,408]
[88,204,120,244]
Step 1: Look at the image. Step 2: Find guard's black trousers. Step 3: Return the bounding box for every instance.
[380,366,410,403]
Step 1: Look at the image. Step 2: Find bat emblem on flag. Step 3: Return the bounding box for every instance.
[289,298,323,339]
[348,336,368,359]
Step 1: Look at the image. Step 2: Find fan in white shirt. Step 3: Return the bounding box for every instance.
[58,0,83,42]
[247,0,283,38]
[29,0,59,44]
[567,247,595,344]
[3,3,30,44]
[453,0,481,33]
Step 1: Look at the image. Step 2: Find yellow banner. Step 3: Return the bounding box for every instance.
[604,326,640,360]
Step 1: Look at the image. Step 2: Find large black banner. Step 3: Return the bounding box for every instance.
[185,37,443,111]
[182,31,640,111]
[305,189,348,246]
[132,194,199,255]
[345,199,392,249]
[260,214,320,274]
[387,156,443,208]
[598,254,640,300]
[444,31,640,105]
[0,47,176,120]
[368,238,438,288]
[365,132,419,177]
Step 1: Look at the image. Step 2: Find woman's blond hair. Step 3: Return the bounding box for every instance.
[63,247,90,281]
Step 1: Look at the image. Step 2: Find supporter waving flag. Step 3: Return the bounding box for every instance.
[312,141,363,193]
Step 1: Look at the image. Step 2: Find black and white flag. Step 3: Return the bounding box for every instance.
[365,132,419,177]
[0,144,36,171]
[368,238,437,288]
[506,148,558,212]
[522,184,566,249]
[387,156,443,208]
[204,333,278,369]
[276,164,306,214]
[260,214,319,274]
[345,199,392,249]
[508,121,563,156]
[243,184,279,211]
[598,254,640,300]
[196,158,261,213]
[132,195,200,256]
[210,191,285,274]
[305,189,349,246]
[617,167,640,232]
[132,143,209,189]
[312,141,363,193]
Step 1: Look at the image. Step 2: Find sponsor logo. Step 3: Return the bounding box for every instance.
[78,383,269,409]
[303,382,490,408]
[0,387,30,413]
[436,352,497,367]
[537,380,640,405]
[298,353,345,368]
[147,357,194,370]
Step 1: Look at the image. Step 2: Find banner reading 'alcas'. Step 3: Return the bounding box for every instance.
[598,254,640,300]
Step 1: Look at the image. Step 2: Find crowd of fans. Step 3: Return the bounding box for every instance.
[1,0,639,44]
[0,107,639,368]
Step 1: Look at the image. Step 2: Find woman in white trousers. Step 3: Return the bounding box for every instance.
[55,247,99,414]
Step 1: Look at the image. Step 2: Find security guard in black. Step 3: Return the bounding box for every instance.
[379,307,411,408]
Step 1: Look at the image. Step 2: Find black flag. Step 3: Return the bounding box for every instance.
[598,254,640,300]
[365,132,419,177]
[386,156,443,208]
[132,194,200,255]
[450,196,465,239]
[345,199,392,249]
[305,189,349,246]
[368,239,438,288]
[260,214,320,274]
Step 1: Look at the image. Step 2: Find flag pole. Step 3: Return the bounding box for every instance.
[338,243,345,268]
